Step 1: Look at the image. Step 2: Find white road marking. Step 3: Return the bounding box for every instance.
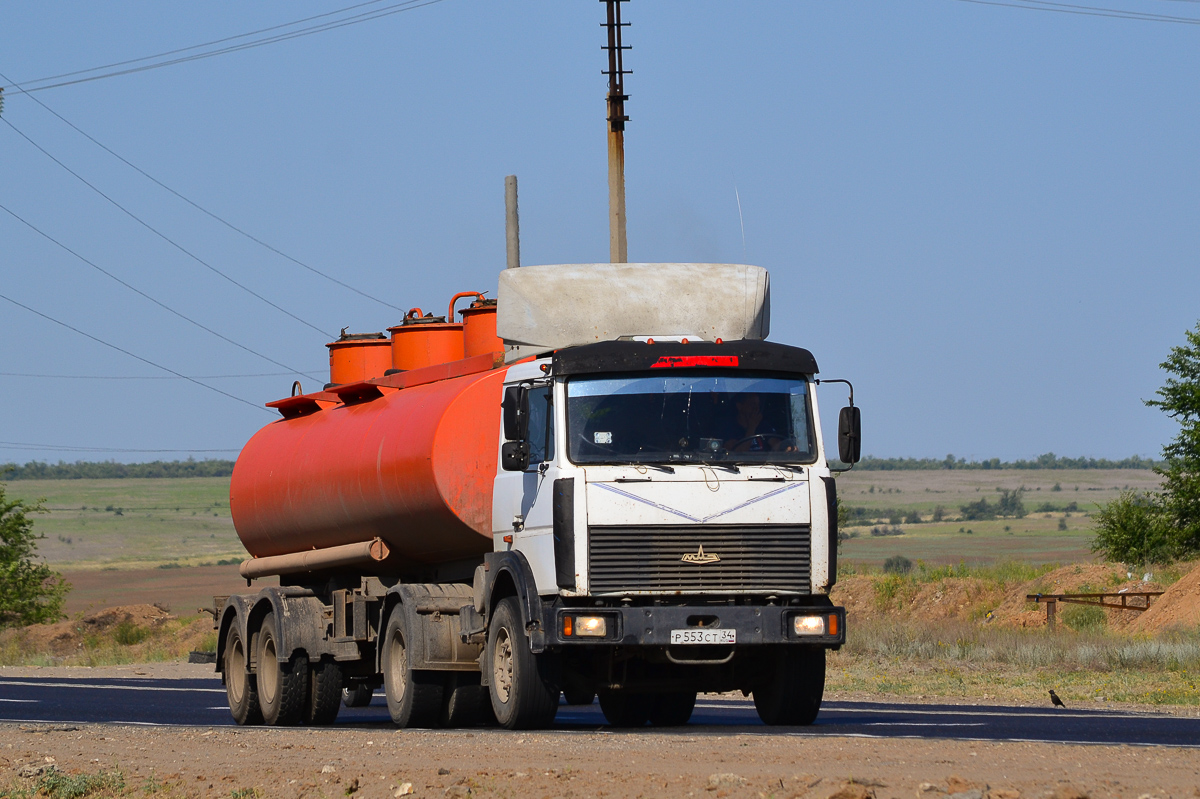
[860,722,987,727]
[0,680,224,694]
[0,698,38,703]
[693,701,1179,722]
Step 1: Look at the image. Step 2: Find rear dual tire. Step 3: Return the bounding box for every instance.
[258,611,309,726]
[382,609,444,728]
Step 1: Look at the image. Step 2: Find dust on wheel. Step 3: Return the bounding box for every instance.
[257,611,309,726]
[382,607,443,727]
[224,625,261,725]
[486,597,558,730]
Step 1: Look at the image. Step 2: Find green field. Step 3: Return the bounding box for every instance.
[2,467,1163,572]
[7,477,242,568]
[836,468,1161,567]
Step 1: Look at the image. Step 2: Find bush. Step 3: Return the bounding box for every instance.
[1092,490,1174,565]
[904,510,922,524]
[960,497,995,521]
[1062,603,1107,633]
[0,484,69,627]
[113,620,149,646]
[883,555,913,575]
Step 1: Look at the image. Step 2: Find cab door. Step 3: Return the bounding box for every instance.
[492,378,562,593]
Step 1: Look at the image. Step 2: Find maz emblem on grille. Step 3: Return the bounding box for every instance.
[680,545,721,565]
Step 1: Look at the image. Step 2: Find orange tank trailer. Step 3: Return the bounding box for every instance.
[388,309,464,372]
[326,333,391,385]
[230,365,507,566]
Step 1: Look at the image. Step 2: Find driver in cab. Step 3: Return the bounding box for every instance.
[723,393,788,453]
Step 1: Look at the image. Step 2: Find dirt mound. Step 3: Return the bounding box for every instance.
[0,604,213,664]
[990,563,1162,630]
[1131,561,1200,633]
[832,575,1005,623]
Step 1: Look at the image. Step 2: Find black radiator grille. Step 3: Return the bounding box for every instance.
[588,525,811,594]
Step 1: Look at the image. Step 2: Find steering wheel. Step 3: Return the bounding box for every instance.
[728,433,795,453]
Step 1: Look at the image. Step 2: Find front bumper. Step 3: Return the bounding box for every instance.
[550,603,845,648]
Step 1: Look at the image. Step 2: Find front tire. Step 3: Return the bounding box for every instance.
[487,597,559,730]
[382,608,443,728]
[258,611,309,726]
[598,689,649,727]
[753,647,825,726]
[224,624,261,726]
[648,691,696,726]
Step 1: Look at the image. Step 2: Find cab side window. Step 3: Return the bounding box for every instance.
[526,386,554,466]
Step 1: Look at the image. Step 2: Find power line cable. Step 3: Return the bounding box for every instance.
[1,117,333,338]
[0,371,315,380]
[0,69,404,314]
[3,0,447,96]
[0,441,238,453]
[0,292,272,414]
[0,201,322,383]
[4,0,392,91]
[950,0,1200,23]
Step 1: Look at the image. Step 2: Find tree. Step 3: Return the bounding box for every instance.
[1094,321,1200,564]
[0,484,69,626]
[1144,321,1200,557]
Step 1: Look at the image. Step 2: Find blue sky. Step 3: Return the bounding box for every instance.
[1,0,1197,464]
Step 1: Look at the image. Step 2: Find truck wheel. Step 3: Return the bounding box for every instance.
[258,611,309,726]
[382,608,443,727]
[487,597,559,730]
[342,684,374,708]
[648,691,696,726]
[753,647,825,726]
[307,660,343,725]
[441,672,485,728]
[224,625,262,725]
[598,689,649,727]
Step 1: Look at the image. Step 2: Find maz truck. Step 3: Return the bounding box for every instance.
[215,262,861,730]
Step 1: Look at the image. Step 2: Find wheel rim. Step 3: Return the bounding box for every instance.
[260,633,278,705]
[492,625,514,704]
[386,628,407,703]
[227,637,245,704]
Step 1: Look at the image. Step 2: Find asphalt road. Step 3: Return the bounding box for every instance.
[1,676,1197,747]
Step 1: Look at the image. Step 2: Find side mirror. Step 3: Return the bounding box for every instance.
[502,441,531,472]
[502,386,529,442]
[838,406,861,464]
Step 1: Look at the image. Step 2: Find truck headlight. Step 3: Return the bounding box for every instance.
[562,615,608,637]
[575,616,607,637]
[793,615,826,635]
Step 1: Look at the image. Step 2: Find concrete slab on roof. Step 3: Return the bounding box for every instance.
[497,263,770,363]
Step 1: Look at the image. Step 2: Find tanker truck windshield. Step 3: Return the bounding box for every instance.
[566,371,816,465]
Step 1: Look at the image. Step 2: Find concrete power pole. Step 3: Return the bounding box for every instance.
[602,0,630,263]
[505,175,520,269]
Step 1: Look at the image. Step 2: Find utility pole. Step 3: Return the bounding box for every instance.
[505,175,520,269]
[602,0,630,263]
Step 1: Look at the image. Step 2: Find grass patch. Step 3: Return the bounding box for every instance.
[37,768,125,799]
[830,618,1200,705]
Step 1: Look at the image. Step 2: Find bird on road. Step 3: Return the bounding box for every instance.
[1049,690,1066,709]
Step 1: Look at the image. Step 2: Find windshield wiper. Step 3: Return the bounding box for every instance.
[701,462,740,474]
[617,462,675,474]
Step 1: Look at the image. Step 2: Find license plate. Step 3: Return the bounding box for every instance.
[669,628,736,645]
